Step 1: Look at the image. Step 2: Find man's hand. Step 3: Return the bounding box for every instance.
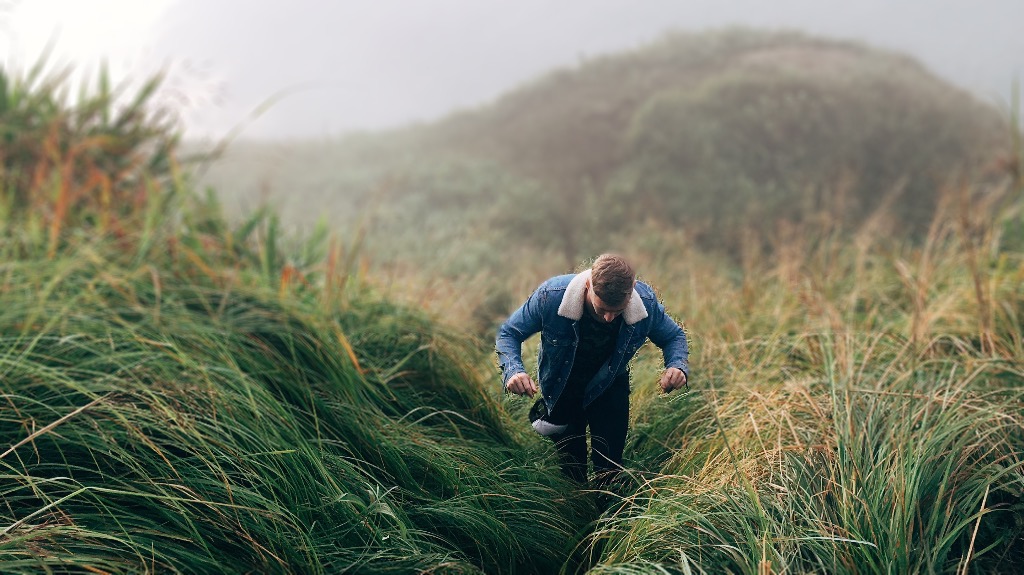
[659,367,687,393]
[506,372,539,397]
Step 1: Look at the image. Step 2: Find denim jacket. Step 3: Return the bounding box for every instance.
[495,270,688,410]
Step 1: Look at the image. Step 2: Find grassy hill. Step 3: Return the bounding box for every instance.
[200,28,1012,273]
[4,35,1024,574]
[0,65,595,574]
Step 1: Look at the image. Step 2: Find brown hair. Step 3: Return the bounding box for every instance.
[590,253,635,306]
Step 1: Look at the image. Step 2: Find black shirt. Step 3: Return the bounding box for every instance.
[565,311,621,395]
[545,311,622,423]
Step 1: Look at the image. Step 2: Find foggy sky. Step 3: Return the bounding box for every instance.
[150,0,1024,140]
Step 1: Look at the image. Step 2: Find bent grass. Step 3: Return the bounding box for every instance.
[587,184,1024,574]
[3,60,1024,574]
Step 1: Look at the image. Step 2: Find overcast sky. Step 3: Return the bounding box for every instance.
[3,0,1022,140]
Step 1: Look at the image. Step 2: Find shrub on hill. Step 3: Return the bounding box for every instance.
[0,64,178,256]
[611,39,1005,249]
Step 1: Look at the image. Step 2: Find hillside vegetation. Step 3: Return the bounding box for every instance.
[587,189,1024,572]
[201,28,1011,273]
[0,66,594,574]
[3,31,1024,574]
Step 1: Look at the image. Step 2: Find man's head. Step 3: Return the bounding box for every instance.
[586,254,636,323]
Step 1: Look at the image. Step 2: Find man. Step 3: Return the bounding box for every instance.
[495,253,688,485]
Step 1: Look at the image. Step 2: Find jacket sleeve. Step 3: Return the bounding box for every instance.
[495,286,545,387]
[646,300,689,379]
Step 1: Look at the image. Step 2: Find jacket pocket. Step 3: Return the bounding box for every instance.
[539,331,574,386]
[541,332,573,348]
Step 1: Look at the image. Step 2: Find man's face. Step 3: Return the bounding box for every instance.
[586,280,631,323]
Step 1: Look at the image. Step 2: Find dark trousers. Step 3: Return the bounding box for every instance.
[547,375,629,485]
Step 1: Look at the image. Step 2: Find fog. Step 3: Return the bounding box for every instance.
[146,0,1023,140]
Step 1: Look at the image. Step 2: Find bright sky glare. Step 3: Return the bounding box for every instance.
[1,0,172,79]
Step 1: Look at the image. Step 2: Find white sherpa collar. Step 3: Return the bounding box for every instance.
[556,270,648,325]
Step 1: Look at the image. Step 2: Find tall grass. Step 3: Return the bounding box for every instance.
[0,62,179,259]
[582,182,1024,574]
[4,56,1024,574]
[589,335,1023,574]
[0,213,598,575]
[0,64,594,574]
